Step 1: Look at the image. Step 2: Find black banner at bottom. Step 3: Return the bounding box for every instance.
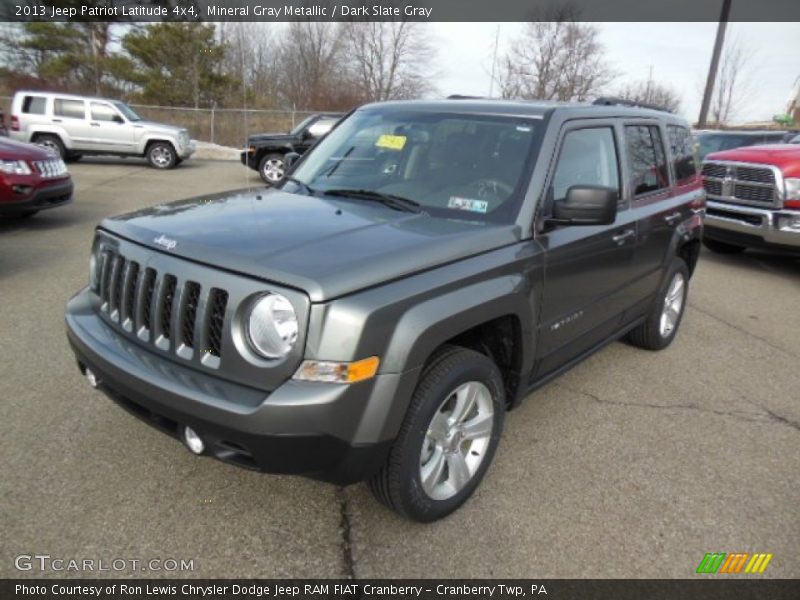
[3,579,800,600]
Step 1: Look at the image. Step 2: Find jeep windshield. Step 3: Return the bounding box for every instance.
[114,102,142,122]
[289,115,316,136]
[288,109,541,222]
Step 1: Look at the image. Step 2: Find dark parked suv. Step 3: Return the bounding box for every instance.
[241,113,342,184]
[66,99,704,521]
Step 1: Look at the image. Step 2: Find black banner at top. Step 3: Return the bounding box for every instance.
[2,0,800,22]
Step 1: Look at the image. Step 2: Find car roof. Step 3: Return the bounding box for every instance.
[358,98,688,125]
[695,129,787,136]
[15,90,121,104]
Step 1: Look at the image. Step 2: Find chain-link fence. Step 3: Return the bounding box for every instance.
[0,96,317,147]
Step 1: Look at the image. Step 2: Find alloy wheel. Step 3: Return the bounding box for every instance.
[659,272,685,337]
[419,381,495,501]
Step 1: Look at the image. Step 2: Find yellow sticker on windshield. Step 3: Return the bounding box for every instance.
[375,134,407,150]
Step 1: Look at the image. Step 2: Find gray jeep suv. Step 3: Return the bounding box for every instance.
[66,99,704,521]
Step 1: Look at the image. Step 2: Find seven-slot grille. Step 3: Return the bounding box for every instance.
[97,249,228,367]
[701,162,778,208]
[33,158,68,179]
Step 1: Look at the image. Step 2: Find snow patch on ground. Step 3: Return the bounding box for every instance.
[193,141,241,161]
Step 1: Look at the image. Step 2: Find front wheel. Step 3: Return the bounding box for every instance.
[258,153,286,185]
[627,257,689,351]
[147,142,177,169]
[34,134,65,159]
[369,345,505,522]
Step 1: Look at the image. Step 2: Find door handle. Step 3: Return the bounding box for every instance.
[664,211,682,225]
[52,118,62,123]
[90,122,100,127]
[612,229,635,245]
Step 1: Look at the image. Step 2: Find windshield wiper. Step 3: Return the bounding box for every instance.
[283,176,316,196]
[324,189,422,213]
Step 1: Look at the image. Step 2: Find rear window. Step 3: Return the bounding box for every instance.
[22,96,46,115]
[625,125,669,196]
[54,99,85,120]
[666,125,698,186]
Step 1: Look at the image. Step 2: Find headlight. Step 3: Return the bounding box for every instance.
[785,178,800,204]
[246,293,298,359]
[0,160,32,175]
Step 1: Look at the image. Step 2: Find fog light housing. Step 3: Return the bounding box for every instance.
[777,214,800,232]
[183,426,205,454]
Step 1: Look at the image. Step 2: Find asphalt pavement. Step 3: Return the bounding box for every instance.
[1,158,798,579]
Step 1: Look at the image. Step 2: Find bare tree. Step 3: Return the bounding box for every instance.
[279,21,346,109]
[218,23,283,109]
[617,77,682,112]
[709,35,754,125]
[497,6,615,102]
[342,21,436,102]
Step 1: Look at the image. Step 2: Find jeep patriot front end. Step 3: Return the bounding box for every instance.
[67,99,703,521]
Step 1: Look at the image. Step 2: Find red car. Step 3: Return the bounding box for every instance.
[0,137,73,218]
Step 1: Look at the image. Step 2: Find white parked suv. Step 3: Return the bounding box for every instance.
[8,91,195,169]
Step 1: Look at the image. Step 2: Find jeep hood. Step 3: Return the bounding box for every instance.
[99,189,520,302]
[135,120,187,136]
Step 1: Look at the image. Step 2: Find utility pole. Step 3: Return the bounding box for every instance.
[488,25,500,97]
[698,0,733,128]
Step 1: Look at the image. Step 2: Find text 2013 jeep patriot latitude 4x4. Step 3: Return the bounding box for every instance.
[66,99,704,521]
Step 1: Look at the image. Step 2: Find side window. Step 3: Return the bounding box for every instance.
[551,127,620,203]
[54,99,86,120]
[624,125,669,196]
[91,102,119,122]
[666,125,698,185]
[22,96,47,114]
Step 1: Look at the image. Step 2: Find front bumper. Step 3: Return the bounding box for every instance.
[65,289,399,485]
[704,200,800,251]
[0,178,73,214]
[240,150,258,170]
[176,140,195,160]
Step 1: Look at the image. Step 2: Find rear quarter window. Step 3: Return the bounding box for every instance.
[666,125,698,186]
[22,96,47,115]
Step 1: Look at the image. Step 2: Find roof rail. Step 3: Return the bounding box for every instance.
[593,96,673,113]
[446,94,485,100]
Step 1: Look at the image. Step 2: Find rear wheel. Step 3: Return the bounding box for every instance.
[369,345,505,522]
[703,237,745,254]
[34,134,65,159]
[147,142,177,169]
[627,257,689,351]
[258,153,286,184]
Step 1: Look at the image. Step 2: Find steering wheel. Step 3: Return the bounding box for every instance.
[467,178,515,198]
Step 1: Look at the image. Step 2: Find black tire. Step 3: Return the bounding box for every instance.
[258,153,286,185]
[703,237,746,254]
[146,142,177,169]
[627,257,690,351]
[369,345,506,522]
[34,134,65,159]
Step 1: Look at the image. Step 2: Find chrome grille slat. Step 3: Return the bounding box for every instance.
[154,274,177,349]
[108,255,125,320]
[120,261,139,331]
[701,161,780,208]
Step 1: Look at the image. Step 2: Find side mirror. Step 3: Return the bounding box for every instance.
[113,115,124,124]
[284,152,301,169]
[548,185,618,226]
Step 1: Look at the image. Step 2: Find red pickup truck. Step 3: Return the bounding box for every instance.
[701,144,800,254]
[0,137,73,218]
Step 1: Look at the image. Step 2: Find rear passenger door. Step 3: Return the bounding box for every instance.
[624,123,690,311]
[53,98,90,150]
[534,121,638,378]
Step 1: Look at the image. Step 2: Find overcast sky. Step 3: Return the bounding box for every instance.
[432,22,800,124]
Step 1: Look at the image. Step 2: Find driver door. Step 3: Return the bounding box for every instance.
[533,121,638,379]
